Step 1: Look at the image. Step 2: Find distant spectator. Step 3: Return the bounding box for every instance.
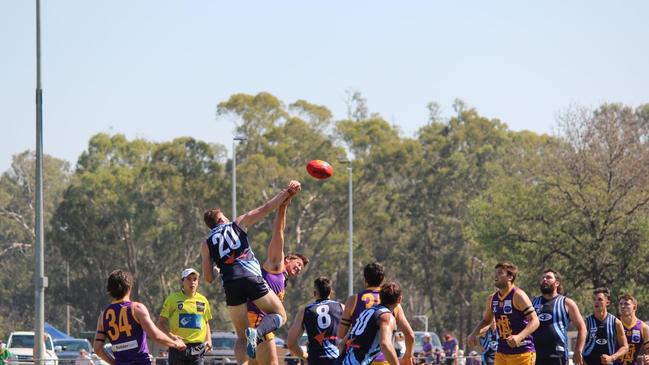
[394,332,406,358]
[442,332,458,365]
[457,349,464,365]
[433,348,444,365]
[75,349,93,365]
[156,350,168,365]
[465,351,480,365]
[422,334,433,364]
[0,341,13,365]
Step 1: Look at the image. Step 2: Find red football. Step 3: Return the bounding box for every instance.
[306,160,333,179]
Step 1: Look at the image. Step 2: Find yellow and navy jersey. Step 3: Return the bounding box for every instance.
[160,291,212,343]
[620,319,644,365]
[99,301,151,365]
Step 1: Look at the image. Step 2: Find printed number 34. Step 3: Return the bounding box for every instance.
[104,306,133,341]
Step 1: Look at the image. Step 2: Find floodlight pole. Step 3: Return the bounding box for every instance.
[339,159,353,297]
[232,137,247,219]
[34,0,47,363]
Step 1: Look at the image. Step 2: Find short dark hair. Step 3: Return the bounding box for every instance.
[364,262,385,287]
[618,293,637,307]
[314,276,332,299]
[107,270,132,299]
[593,287,611,300]
[543,268,564,294]
[495,262,518,283]
[203,208,222,229]
[286,253,309,267]
[379,281,401,306]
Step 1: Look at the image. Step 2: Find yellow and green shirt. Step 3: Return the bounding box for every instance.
[160,291,212,343]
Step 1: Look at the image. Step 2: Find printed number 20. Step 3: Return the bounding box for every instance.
[213,229,241,258]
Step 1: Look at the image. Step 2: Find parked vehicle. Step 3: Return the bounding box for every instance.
[6,331,59,365]
[413,331,442,363]
[205,331,236,365]
[52,338,108,365]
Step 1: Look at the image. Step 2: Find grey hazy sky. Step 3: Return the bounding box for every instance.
[2,1,648,172]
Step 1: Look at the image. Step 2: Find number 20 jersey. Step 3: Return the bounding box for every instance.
[206,222,262,283]
[303,299,343,359]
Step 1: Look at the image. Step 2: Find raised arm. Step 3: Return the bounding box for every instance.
[236,180,300,230]
[133,302,186,350]
[565,298,586,365]
[394,305,415,365]
[468,294,496,347]
[287,307,307,360]
[93,313,115,365]
[264,199,290,272]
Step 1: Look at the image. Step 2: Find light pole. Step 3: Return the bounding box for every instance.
[339,159,353,297]
[232,136,247,220]
[414,315,429,333]
[34,1,46,363]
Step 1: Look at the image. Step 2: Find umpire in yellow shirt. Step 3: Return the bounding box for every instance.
[158,268,213,365]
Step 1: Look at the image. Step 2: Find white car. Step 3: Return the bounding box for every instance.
[6,331,59,365]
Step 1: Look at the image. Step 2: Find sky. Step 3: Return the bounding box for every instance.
[2,1,648,172]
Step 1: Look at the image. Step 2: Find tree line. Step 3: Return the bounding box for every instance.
[2,92,649,346]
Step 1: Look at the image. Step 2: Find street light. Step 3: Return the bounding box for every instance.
[414,315,429,333]
[34,1,46,363]
[232,136,247,219]
[339,158,353,297]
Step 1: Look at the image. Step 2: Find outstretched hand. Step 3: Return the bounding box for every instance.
[286,180,301,196]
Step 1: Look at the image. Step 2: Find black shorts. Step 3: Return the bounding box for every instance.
[535,357,566,365]
[308,358,338,365]
[223,276,270,306]
[168,343,206,365]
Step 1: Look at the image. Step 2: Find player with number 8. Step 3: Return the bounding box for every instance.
[287,277,344,365]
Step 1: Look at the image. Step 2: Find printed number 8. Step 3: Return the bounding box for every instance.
[316,305,331,329]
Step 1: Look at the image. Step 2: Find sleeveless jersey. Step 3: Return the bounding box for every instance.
[480,327,498,361]
[619,319,644,365]
[532,295,570,359]
[303,299,343,359]
[491,288,535,354]
[350,288,386,362]
[583,313,618,364]
[341,305,391,365]
[247,269,287,315]
[100,301,150,365]
[206,222,261,283]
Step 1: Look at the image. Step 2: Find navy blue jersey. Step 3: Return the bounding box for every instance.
[206,222,261,283]
[532,295,571,360]
[340,305,391,365]
[303,299,343,359]
[583,313,618,365]
[480,327,497,364]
